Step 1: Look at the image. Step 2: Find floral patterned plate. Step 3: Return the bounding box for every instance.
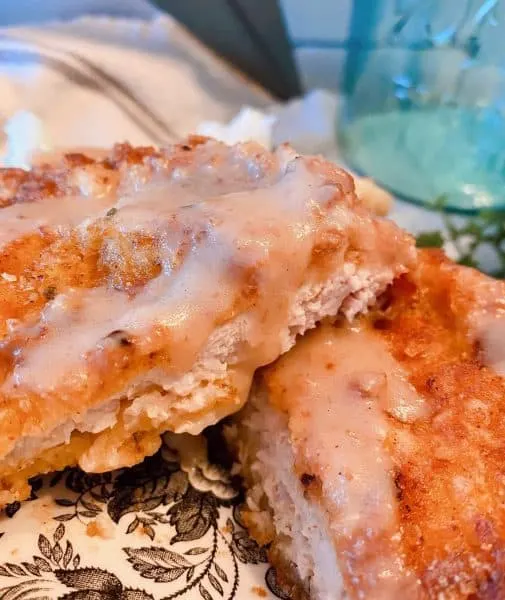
[0,431,286,600]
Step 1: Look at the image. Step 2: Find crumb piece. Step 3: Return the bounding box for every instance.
[222,522,233,535]
[43,286,57,301]
[86,516,114,539]
[251,586,267,597]
[353,176,394,216]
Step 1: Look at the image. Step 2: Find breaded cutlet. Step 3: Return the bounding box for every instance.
[0,137,414,505]
[229,249,505,600]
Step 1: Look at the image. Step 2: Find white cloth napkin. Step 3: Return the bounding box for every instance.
[0,14,271,157]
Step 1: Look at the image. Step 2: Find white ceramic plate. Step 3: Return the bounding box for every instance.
[0,434,286,600]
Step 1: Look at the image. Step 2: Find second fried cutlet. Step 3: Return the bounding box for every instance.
[229,250,505,599]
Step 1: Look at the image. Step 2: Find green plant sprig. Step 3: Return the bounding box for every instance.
[415,196,505,278]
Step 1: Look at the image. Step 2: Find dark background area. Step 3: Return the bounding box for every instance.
[151,0,301,99]
[0,0,300,99]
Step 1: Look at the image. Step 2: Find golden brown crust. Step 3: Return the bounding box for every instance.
[236,250,505,599]
[374,251,505,597]
[0,138,415,505]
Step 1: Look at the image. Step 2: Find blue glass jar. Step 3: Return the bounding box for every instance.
[339,0,505,213]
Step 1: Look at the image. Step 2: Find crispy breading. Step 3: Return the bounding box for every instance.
[376,250,505,598]
[0,138,415,505]
[231,250,505,599]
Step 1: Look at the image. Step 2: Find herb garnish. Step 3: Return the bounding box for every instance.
[415,196,505,278]
[415,231,444,249]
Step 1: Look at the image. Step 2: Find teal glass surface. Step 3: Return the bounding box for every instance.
[340,0,505,213]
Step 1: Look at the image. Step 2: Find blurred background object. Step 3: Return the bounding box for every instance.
[2,0,504,214]
[160,0,505,213]
[152,0,301,99]
[338,0,505,213]
[0,0,157,23]
[0,0,301,99]
[0,14,272,156]
[278,0,505,213]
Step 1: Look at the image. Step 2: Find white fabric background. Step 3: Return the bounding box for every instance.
[0,14,270,152]
[0,0,158,26]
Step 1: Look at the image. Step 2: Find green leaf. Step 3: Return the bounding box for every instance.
[431,194,449,210]
[458,255,479,268]
[415,231,444,248]
[416,194,505,278]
